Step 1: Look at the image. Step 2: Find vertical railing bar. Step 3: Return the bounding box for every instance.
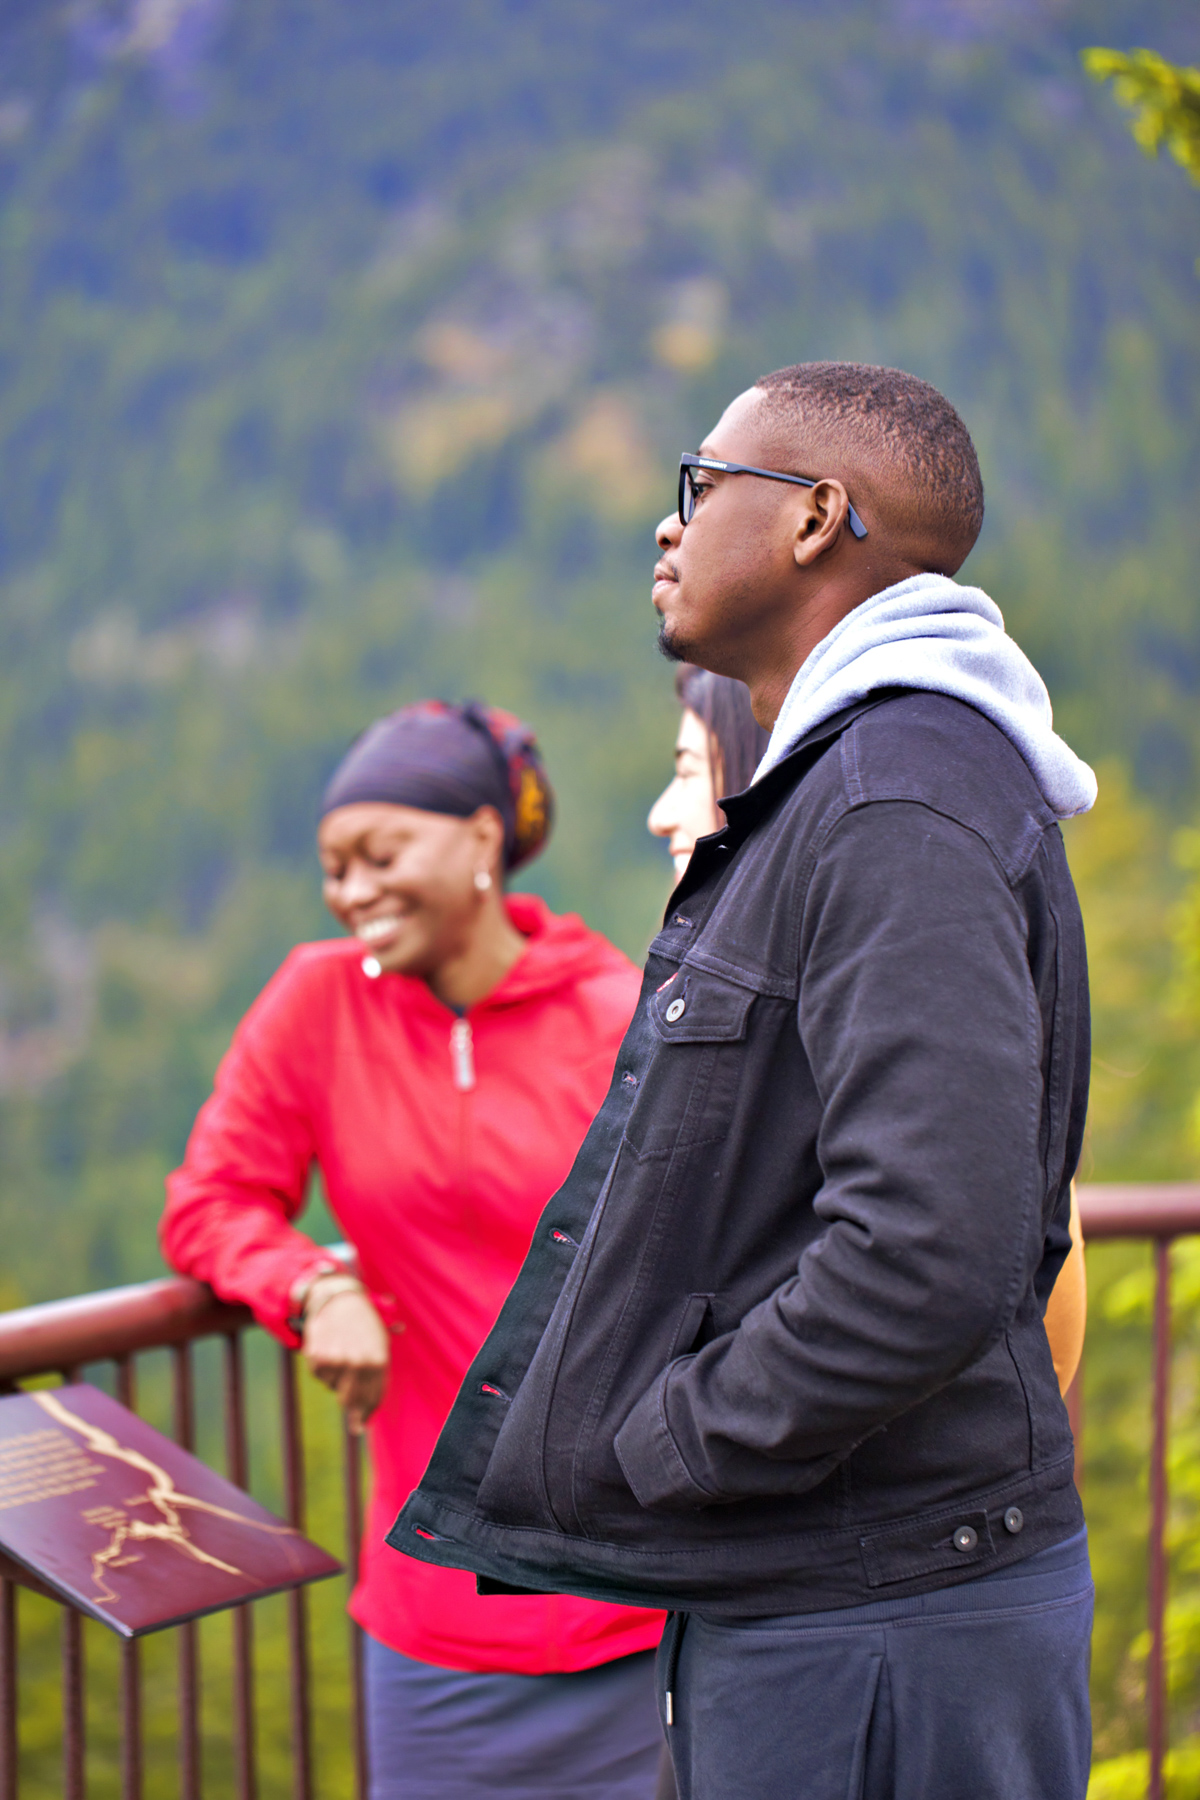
[224,1333,257,1800]
[61,1342,87,1800]
[1147,1237,1171,1800]
[114,1353,136,1413]
[231,1602,256,1800]
[114,1360,143,1800]
[0,1223,21,1800]
[176,1625,201,1800]
[279,1350,313,1800]
[119,1639,142,1800]
[62,1608,85,1800]
[172,1343,202,1800]
[0,1578,16,1800]
[224,1331,250,1486]
[343,1420,367,1800]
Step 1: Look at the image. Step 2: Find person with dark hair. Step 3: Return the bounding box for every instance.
[391,363,1098,1799]
[160,700,666,1800]
[753,359,986,573]
[672,665,770,803]
[647,668,769,878]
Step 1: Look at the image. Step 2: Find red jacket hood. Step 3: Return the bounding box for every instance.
[315,890,631,1012]
[485,892,627,1007]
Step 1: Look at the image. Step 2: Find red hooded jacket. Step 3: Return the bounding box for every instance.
[161,893,663,1673]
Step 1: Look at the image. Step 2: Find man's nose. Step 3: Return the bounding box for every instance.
[656,511,683,551]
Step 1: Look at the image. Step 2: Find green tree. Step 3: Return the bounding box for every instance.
[1083,49,1200,185]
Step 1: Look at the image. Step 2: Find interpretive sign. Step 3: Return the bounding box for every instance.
[0,1383,341,1636]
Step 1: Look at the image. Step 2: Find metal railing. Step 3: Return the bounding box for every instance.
[0,1275,366,1800]
[1073,1184,1200,1800]
[0,1185,1195,1799]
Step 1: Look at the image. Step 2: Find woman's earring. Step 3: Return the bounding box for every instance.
[474,869,493,892]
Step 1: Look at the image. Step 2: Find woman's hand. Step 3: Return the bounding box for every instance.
[301,1275,392,1434]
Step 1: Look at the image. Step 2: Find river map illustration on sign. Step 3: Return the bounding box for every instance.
[31,1389,297,1605]
[0,1384,341,1636]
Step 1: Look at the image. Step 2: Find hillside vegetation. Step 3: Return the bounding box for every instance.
[1,0,1200,1788]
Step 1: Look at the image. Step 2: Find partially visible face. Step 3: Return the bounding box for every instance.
[647,708,723,878]
[318,802,495,977]
[652,388,802,673]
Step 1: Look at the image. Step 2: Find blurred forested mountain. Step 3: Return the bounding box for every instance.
[1,0,1199,1301]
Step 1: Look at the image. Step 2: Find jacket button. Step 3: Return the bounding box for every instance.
[1003,1506,1024,1535]
[665,998,686,1023]
[952,1525,978,1552]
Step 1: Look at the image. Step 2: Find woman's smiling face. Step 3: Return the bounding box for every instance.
[317,801,502,977]
[647,708,723,879]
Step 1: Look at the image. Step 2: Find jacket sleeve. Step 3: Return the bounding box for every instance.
[614,800,1050,1510]
[160,952,341,1346]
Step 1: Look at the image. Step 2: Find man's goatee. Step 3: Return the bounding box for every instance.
[656,620,688,664]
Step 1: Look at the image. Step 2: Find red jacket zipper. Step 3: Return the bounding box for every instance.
[450,1018,475,1092]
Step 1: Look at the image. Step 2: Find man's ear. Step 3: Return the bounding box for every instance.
[792,480,852,567]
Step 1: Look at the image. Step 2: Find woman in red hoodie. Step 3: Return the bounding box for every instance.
[161,701,665,1800]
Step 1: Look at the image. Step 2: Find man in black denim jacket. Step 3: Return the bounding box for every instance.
[392,363,1096,1799]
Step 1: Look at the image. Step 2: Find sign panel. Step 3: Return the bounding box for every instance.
[0,1384,341,1636]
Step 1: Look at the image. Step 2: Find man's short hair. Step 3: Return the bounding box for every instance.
[754,362,984,573]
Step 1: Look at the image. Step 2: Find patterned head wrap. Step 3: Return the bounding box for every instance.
[320,700,554,872]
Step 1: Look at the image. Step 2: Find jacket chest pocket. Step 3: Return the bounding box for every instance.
[623,969,756,1161]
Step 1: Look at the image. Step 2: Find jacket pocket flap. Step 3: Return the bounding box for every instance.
[649,972,755,1044]
[859,1508,996,1588]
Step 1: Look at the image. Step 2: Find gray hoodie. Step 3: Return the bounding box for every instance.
[756,572,1097,819]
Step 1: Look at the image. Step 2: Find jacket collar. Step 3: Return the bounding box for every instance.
[665,692,898,917]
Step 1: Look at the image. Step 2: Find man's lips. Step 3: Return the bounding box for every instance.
[652,561,679,610]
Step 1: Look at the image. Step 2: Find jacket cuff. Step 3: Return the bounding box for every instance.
[230,1246,341,1350]
[613,1369,715,1511]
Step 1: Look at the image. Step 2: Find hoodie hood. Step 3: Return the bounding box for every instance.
[485,892,636,1006]
[755,572,1097,819]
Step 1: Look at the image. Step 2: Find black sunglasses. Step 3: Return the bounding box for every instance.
[678,453,868,539]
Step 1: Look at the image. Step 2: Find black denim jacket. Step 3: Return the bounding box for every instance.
[389,691,1089,1615]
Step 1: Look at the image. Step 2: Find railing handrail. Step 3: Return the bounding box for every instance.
[0,1276,250,1383]
[0,1186,1185,1386]
[0,1242,358,1384]
[1078,1183,1200,1240]
[0,1193,1195,1384]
